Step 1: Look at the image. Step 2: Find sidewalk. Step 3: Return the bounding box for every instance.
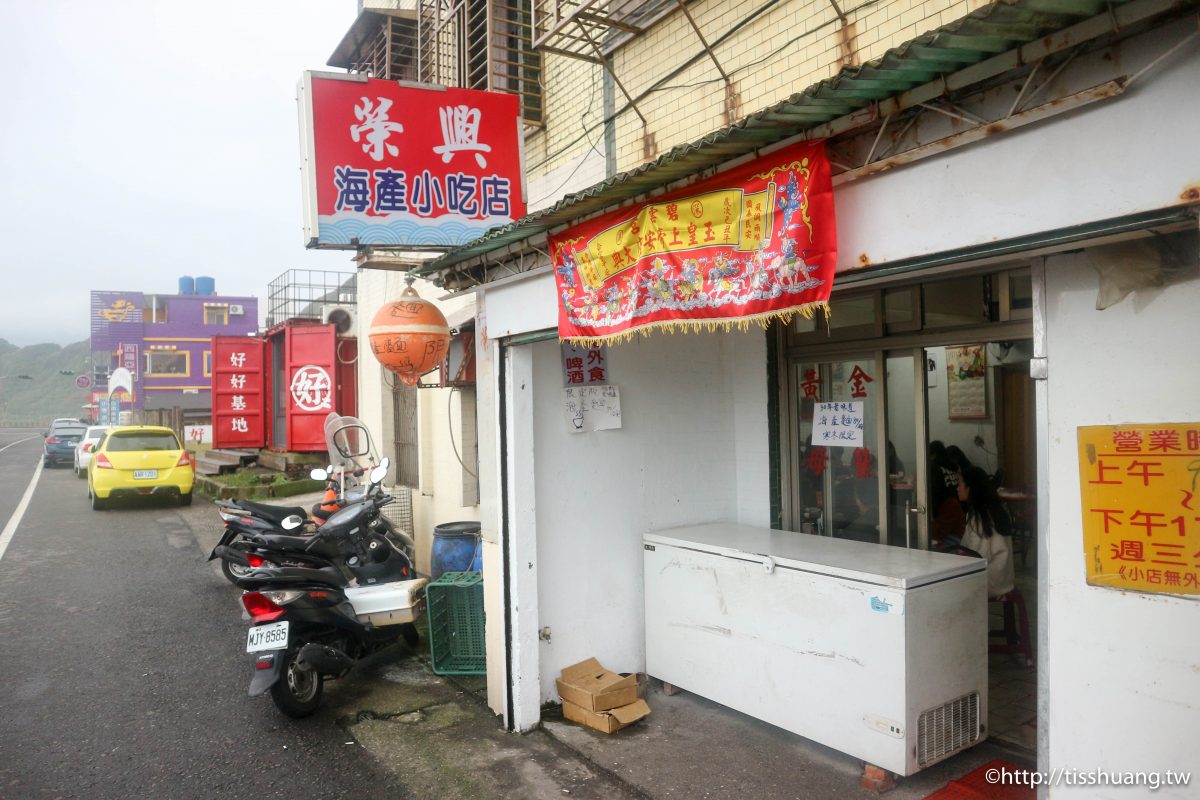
[179,494,1034,800]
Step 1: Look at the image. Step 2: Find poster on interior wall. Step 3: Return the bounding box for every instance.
[562,385,622,433]
[946,344,987,419]
[1077,423,1200,596]
[549,140,836,344]
[298,73,526,249]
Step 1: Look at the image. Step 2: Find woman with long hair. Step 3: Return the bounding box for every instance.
[958,466,1015,597]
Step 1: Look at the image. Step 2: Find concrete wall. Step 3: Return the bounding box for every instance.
[834,20,1200,273]
[1042,252,1200,795]
[528,329,769,703]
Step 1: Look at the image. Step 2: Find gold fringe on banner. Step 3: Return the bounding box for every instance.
[559,300,828,347]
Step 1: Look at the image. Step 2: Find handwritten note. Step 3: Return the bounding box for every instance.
[563,385,622,434]
[811,401,864,447]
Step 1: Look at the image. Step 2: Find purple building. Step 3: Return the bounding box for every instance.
[89,277,258,415]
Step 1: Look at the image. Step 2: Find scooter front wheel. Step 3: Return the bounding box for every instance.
[270,645,323,718]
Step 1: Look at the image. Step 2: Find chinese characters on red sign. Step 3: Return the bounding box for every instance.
[300,74,526,249]
[211,338,265,448]
[560,342,608,386]
[1078,424,1200,595]
[549,139,836,344]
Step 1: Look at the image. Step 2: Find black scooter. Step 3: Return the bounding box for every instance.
[209,467,414,585]
[237,459,427,718]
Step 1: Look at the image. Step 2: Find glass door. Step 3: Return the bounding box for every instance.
[794,355,886,544]
[884,350,927,549]
[791,350,928,548]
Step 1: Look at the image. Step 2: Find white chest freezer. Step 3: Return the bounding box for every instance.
[643,522,987,776]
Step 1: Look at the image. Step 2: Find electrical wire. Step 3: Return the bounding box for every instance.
[448,387,478,479]
[523,0,884,175]
[529,66,605,207]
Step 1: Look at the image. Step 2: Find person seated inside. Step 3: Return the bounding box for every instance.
[958,466,1016,597]
[930,482,966,550]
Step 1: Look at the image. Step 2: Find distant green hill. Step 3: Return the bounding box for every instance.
[0,339,93,427]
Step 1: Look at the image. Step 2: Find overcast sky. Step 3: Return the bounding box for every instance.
[0,0,360,347]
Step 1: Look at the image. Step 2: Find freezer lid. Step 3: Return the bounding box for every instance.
[644,522,984,589]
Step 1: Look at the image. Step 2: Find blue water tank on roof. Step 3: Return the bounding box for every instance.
[178,275,194,295]
[195,276,215,295]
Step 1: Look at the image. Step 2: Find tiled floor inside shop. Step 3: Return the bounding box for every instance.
[987,550,1038,750]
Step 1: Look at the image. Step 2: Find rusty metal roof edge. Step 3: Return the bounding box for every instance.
[415,0,1140,279]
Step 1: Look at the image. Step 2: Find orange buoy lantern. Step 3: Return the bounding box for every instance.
[368,283,451,385]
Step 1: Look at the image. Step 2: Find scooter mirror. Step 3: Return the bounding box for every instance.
[310,468,328,481]
[369,458,389,485]
[281,515,304,530]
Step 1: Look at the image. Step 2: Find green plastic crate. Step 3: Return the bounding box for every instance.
[426,571,486,675]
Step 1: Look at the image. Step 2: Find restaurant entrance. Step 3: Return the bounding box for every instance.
[780,265,1039,749]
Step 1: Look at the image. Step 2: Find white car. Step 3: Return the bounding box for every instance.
[74,425,112,478]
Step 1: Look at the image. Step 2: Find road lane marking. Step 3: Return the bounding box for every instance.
[0,434,39,454]
[0,459,43,562]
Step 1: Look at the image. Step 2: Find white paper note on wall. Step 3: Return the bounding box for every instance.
[563,385,622,433]
[811,401,864,447]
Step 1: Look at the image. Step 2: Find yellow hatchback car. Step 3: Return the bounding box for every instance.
[87,425,195,510]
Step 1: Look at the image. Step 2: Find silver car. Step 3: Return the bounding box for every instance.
[74,425,112,478]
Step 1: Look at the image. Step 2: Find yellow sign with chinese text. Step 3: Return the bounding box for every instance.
[1078,423,1200,596]
[575,186,775,289]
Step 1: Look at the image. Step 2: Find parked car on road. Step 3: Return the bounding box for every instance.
[74,425,112,478]
[87,426,195,510]
[43,421,89,468]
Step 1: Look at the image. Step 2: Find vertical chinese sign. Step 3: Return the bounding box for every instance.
[212,337,265,449]
[298,73,526,248]
[560,342,608,386]
[1078,423,1200,596]
[550,139,836,343]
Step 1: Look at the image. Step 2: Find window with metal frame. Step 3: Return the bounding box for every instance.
[392,378,420,489]
[144,349,189,377]
[417,0,543,126]
[203,305,229,325]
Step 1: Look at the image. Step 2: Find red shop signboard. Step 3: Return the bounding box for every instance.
[211,337,266,448]
[298,73,526,249]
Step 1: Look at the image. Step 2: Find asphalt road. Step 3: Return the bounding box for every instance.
[0,430,411,799]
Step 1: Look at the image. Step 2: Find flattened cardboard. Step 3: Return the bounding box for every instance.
[556,657,639,712]
[609,699,651,725]
[562,699,650,734]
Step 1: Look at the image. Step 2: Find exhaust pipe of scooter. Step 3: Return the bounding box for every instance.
[297,643,353,677]
[214,545,251,567]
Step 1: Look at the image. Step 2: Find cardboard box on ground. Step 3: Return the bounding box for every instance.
[556,658,651,734]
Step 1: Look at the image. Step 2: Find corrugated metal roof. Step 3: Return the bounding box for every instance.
[414,0,1170,278]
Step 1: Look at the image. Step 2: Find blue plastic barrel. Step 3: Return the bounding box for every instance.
[430,521,481,581]
[195,275,215,295]
[178,275,194,295]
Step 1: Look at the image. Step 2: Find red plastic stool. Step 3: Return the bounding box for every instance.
[989,589,1034,668]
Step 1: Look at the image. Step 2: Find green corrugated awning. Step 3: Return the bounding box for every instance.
[414,0,1186,280]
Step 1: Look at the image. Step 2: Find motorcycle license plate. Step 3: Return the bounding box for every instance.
[246,621,289,653]
[133,469,158,480]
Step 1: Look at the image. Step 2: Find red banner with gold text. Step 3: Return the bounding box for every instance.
[551,140,836,343]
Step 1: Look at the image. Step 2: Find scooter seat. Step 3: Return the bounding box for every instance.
[235,500,308,525]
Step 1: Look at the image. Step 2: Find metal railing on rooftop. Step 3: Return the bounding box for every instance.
[266,270,357,328]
